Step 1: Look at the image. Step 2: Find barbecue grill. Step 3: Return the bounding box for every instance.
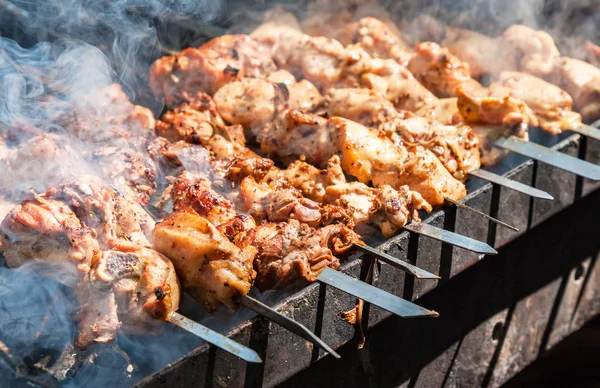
[1,0,599,387]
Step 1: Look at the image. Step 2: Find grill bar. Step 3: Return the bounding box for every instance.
[469,169,554,200]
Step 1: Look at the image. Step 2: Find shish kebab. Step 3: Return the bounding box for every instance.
[313,14,600,174]
[249,16,600,181]
[150,49,498,254]
[148,35,520,239]
[0,175,262,364]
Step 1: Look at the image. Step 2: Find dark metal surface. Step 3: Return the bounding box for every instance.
[444,197,519,231]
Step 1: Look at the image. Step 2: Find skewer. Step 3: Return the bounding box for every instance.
[569,124,600,142]
[167,311,262,363]
[404,222,498,255]
[468,169,554,200]
[239,295,341,359]
[317,267,440,318]
[444,197,519,231]
[353,244,441,279]
[495,136,600,181]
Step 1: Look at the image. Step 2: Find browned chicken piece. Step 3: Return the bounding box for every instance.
[153,209,257,311]
[155,91,246,146]
[323,88,481,179]
[488,72,582,134]
[259,108,466,205]
[283,156,431,237]
[587,41,600,68]
[65,84,155,147]
[330,116,466,205]
[77,248,181,349]
[149,35,277,106]
[336,17,413,66]
[399,14,447,45]
[549,57,600,122]
[266,70,324,112]
[251,24,436,112]
[170,170,256,240]
[407,42,487,98]
[0,194,99,274]
[301,11,353,39]
[241,219,360,290]
[92,147,157,206]
[442,27,498,80]
[499,25,560,78]
[50,176,155,252]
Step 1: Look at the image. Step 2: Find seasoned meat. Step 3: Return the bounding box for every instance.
[587,41,600,68]
[149,35,277,106]
[50,176,155,251]
[498,25,560,78]
[407,42,486,98]
[152,209,257,311]
[155,91,246,146]
[550,57,600,122]
[323,88,481,179]
[488,72,581,134]
[442,27,497,80]
[240,219,360,290]
[0,194,99,274]
[336,17,412,66]
[76,248,180,349]
[92,147,157,206]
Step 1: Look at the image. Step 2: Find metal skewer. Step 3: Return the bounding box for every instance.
[167,312,262,363]
[468,169,554,200]
[495,136,600,181]
[317,267,439,318]
[239,295,340,359]
[569,124,600,142]
[353,244,441,279]
[404,222,498,255]
[444,197,519,231]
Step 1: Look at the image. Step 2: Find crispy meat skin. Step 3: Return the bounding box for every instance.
[153,209,256,311]
[149,35,277,106]
[240,219,360,290]
[0,195,99,274]
[323,88,481,179]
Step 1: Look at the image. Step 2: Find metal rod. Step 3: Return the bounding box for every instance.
[239,295,341,359]
[353,244,440,279]
[404,222,498,255]
[469,169,554,200]
[495,136,600,181]
[444,197,519,232]
[317,267,439,318]
[167,312,262,364]
[570,124,600,142]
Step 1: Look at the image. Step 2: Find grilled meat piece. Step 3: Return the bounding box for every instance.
[587,41,600,68]
[155,91,246,146]
[239,219,360,290]
[149,35,277,106]
[498,25,560,78]
[50,176,155,251]
[488,72,581,134]
[442,27,497,80]
[77,247,180,348]
[284,156,431,237]
[92,147,157,206]
[267,70,324,112]
[549,57,600,122]
[0,194,99,274]
[153,209,257,311]
[323,88,481,179]
[407,42,487,98]
[335,16,412,66]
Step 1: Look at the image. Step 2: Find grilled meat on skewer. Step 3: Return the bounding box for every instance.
[0,179,180,349]
[587,42,600,68]
[549,58,600,123]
